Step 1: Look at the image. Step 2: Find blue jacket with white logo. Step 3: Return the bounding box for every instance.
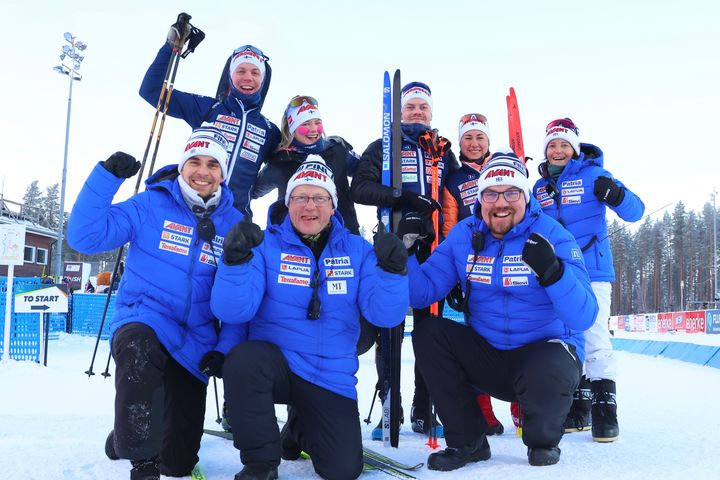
[211,206,409,400]
[407,197,598,363]
[67,163,244,382]
[140,43,281,217]
[533,143,645,282]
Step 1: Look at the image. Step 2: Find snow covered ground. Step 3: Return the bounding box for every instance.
[1,331,719,479]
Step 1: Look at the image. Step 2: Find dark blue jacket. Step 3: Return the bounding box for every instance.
[67,163,244,382]
[533,143,645,282]
[252,136,361,234]
[408,196,598,363]
[211,206,409,399]
[140,44,280,217]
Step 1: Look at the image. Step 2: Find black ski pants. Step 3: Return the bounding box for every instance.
[112,322,206,476]
[223,341,363,480]
[413,317,581,449]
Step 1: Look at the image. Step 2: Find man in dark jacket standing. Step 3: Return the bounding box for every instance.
[351,81,457,438]
[140,14,280,217]
[67,127,243,480]
[407,150,598,470]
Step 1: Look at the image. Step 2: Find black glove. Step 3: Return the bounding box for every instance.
[395,190,440,216]
[396,212,434,254]
[446,282,465,310]
[373,222,408,275]
[522,232,564,287]
[102,152,141,179]
[184,26,205,55]
[223,217,264,265]
[199,350,225,378]
[593,176,625,207]
[166,12,192,49]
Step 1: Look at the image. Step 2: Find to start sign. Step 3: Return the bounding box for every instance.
[14,285,69,313]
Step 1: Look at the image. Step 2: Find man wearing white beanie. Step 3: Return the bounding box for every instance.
[210,156,410,480]
[401,149,598,469]
[67,127,243,480]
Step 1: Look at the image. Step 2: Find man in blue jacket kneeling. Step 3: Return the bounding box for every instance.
[406,150,598,470]
[67,127,243,480]
[210,155,409,480]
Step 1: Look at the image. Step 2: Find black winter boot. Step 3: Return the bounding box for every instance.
[130,457,160,480]
[234,463,279,480]
[564,376,592,432]
[104,429,119,460]
[427,435,491,471]
[527,446,561,466]
[591,379,619,442]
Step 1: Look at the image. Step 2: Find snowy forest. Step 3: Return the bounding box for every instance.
[13,180,720,317]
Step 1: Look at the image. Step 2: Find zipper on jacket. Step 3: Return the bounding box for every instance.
[226,104,250,181]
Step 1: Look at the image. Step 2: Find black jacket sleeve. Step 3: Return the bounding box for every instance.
[251,161,284,200]
[350,139,396,208]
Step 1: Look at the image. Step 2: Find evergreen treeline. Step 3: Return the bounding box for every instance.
[609,200,719,315]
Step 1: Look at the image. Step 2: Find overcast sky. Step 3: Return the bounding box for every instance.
[1,0,718,231]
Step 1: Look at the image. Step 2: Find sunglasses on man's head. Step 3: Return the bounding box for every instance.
[545,118,579,135]
[232,45,268,61]
[289,95,319,108]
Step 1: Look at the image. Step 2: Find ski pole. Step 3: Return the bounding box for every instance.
[363,387,379,425]
[213,377,222,424]
[101,347,112,378]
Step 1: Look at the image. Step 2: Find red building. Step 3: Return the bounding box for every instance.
[0,197,58,278]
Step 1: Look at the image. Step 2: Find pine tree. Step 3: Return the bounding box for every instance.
[21,180,43,222]
[40,183,60,230]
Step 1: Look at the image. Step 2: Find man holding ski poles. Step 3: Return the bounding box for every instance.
[140,13,280,218]
[67,127,243,480]
[405,150,598,470]
[351,81,457,439]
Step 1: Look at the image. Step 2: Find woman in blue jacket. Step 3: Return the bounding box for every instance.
[67,128,243,480]
[406,151,598,470]
[533,118,645,442]
[210,156,409,480]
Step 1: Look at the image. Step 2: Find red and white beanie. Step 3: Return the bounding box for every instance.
[286,99,322,136]
[401,81,433,112]
[458,113,491,144]
[543,118,580,157]
[178,127,230,179]
[476,148,530,203]
[284,155,338,208]
[229,45,266,82]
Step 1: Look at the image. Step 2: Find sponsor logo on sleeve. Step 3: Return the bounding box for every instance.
[401,158,417,165]
[161,231,192,246]
[216,115,241,125]
[467,254,494,264]
[214,121,240,134]
[245,131,266,145]
[199,252,217,267]
[402,173,418,183]
[460,187,478,199]
[242,139,261,153]
[327,280,348,295]
[561,180,582,188]
[159,240,189,256]
[163,221,193,235]
[280,253,311,264]
[222,132,237,142]
[536,191,549,201]
[503,265,531,275]
[246,124,266,137]
[201,242,223,257]
[467,264,493,274]
[278,274,311,287]
[462,197,476,206]
[326,268,354,278]
[561,196,582,205]
[562,187,585,196]
[503,276,529,287]
[240,149,259,162]
[571,248,582,260]
[469,274,491,284]
[401,150,417,158]
[540,199,554,208]
[280,263,311,275]
[402,165,418,173]
[502,255,523,263]
[324,256,351,267]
